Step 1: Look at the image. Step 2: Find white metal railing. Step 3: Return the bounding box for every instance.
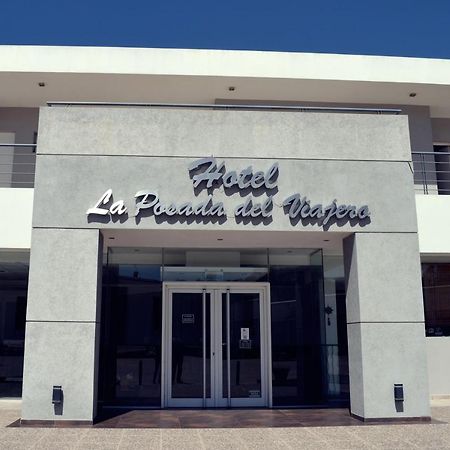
[412,151,450,195]
[0,143,36,188]
[47,101,402,114]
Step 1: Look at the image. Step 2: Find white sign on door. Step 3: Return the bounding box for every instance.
[240,327,250,340]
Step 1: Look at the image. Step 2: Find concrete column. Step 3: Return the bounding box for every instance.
[343,233,430,420]
[21,228,103,423]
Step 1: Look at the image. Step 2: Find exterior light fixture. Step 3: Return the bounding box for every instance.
[217,238,224,241]
[52,386,63,404]
[228,86,236,92]
[38,82,46,87]
[409,92,417,97]
[394,383,404,402]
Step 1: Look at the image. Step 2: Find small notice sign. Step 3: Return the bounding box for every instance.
[248,390,261,398]
[240,328,250,340]
[239,339,252,349]
[182,314,195,324]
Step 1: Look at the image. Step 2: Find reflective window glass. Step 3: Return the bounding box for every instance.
[269,250,349,406]
[422,263,450,336]
[99,249,163,407]
[0,251,29,397]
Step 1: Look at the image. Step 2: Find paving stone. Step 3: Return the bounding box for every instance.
[119,443,160,450]
[236,429,291,449]
[199,427,250,448]
[120,430,161,449]
[161,429,203,450]
[75,444,121,450]
[0,444,35,450]
[308,425,356,439]
[34,444,78,450]
[0,405,448,449]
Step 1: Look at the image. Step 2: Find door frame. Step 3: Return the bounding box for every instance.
[161,282,272,408]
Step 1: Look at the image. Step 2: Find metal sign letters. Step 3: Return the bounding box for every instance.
[86,158,370,226]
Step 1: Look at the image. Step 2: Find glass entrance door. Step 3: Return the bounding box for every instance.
[162,283,271,408]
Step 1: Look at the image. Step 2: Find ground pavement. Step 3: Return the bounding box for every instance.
[0,400,449,449]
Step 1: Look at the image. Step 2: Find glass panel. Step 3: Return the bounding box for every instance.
[422,263,450,336]
[270,264,324,406]
[0,252,29,397]
[108,248,163,265]
[112,287,162,403]
[323,255,349,402]
[269,249,350,407]
[164,267,267,282]
[222,293,262,399]
[108,286,162,405]
[171,292,210,398]
[99,256,162,407]
[163,249,268,282]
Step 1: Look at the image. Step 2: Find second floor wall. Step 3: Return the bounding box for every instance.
[0,103,449,194]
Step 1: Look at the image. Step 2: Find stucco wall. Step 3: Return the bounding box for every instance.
[33,107,415,234]
[37,107,411,160]
[22,106,429,421]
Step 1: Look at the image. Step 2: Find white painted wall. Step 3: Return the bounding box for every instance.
[417,197,450,397]
[426,337,450,397]
[0,46,450,117]
[0,188,33,249]
[1,46,450,85]
[416,195,450,254]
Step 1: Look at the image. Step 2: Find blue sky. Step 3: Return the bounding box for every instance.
[1,0,449,58]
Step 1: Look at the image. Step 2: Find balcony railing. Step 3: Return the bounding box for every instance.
[0,144,36,188]
[47,101,402,114]
[412,151,450,195]
[2,145,448,194]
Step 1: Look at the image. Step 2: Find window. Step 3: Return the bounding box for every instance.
[422,263,450,336]
[0,251,29,397]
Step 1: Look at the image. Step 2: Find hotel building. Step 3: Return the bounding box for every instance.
[0,45,449,424]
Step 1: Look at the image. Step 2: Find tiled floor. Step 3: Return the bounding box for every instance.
[0,403,449,449]
[91,408,432,428]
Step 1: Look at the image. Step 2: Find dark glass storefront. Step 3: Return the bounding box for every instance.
[422,263,450,336]
[0,252,29,398]
[269,251,349,407]
[98,248,350,409]
[99,256,163,407]
[270,260,348,406]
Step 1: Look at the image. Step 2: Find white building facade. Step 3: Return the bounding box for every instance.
[0,46,450,424]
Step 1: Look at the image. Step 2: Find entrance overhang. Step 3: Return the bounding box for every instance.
[101,229,349,253]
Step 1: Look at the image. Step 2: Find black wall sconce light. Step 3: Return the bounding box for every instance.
[52,385,63,405]
[394,383,404,402]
